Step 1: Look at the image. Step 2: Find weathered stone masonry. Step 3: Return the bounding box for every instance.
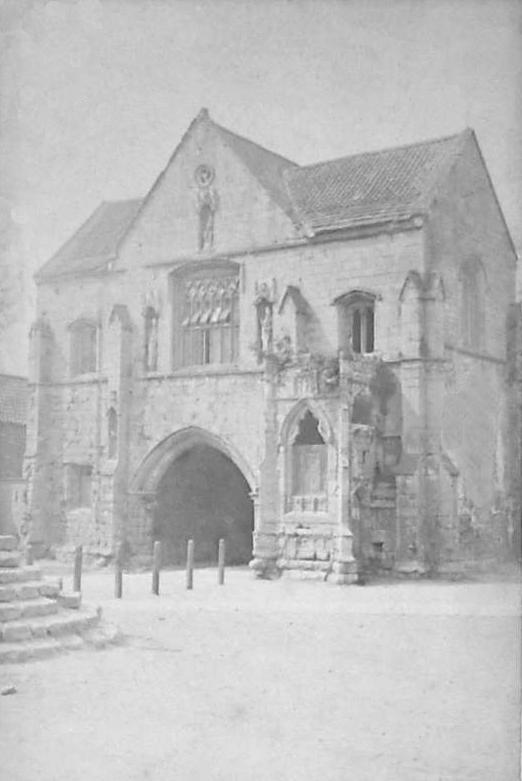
[21,109,521,578]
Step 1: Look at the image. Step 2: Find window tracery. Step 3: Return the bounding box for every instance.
[333,291,376,356]
[173,272,239,367]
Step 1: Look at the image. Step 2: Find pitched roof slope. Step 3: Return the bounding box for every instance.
[285,131,468,233]
[0,375,28,425]
[36,113,472,281]
[36,199,143,281]
[213,121,298,220]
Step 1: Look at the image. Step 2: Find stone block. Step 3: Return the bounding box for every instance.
[0,585,17,602]
[0,603,22,622]
[0,551,21,568]
[0,536,18,552]
[58,592,82,610]
[2,622,32,642]
[38,581,62,599]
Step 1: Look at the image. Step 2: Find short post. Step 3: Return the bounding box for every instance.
[152,540,161,596]
[114,545,123,599]
[73,545,83,593]
[186,539,194,590]
[218,538,225,585]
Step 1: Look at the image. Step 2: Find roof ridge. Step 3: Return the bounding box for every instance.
[293,129,470,174]
[211,119,298,168]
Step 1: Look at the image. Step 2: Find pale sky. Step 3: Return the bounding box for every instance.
[1,0,521,373]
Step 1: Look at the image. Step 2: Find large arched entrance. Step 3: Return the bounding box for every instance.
[131,428,255,566]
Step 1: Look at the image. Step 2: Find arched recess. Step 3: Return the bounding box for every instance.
[130,427,256,565]
[130,426,256,496]
[279,400,336,514]
[279,398,336,450]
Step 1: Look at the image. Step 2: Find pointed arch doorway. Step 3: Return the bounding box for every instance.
[133,428,255,566]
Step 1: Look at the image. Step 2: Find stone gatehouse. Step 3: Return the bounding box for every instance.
[22,109,521,579]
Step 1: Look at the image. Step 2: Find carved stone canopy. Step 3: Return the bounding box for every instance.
[254,279,277,305]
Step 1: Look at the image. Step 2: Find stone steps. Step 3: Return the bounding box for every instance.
[0,550,23,568]
[0,597,60,624]
[0,535,18,552]
[0,606,100,643]
[0,579,62,602]
[0,539,120,664]
[0,623,121,664]
[0,565,43,585]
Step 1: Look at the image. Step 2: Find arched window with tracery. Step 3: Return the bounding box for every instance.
[460,258,485,351]
[172,262,240,368]
[288,409,327,513]
[333,290,376,355]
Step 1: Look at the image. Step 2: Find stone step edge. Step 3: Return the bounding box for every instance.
[0,606,101,642]
[0,566,43,584]
[0,622,122,664]
[0,551,23,568]
[0,579,62,602]
[0,536,18,552]
[0,597,60,623]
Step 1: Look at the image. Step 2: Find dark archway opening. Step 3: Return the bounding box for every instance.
[153,444,254,566]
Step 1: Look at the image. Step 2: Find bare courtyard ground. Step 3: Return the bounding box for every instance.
[0,565,520,781]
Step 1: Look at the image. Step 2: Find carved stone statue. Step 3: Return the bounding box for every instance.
[259,304,273,354]
[195,165,219,251]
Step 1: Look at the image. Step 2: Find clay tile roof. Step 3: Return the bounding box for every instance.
[285,131,468,233]
[35,115,471,281]
[36,199,143,281]
[0,375,28,425]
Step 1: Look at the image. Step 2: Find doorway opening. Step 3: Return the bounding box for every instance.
[153,443,254,566]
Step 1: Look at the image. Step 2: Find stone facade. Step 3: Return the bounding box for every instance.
[0,375,28,536]
[24,110,521,577]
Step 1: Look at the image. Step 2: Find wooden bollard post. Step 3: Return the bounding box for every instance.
[218,538,225,585]
[152,541,161,596]
[114,544,123,599]
[186,539,194,590]
[73,545,83,593]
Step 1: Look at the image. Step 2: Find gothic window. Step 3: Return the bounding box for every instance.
[291,410,327,510]
[66,464,92,508]
[143,306,159,372]
[172,265,239,368]
[69,320,97,376]
[460,259,485,351]
[333,291,375,355]
[107,407,118,459]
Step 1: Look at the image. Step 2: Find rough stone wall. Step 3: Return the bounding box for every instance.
[28,222,425,562]
[423,134,518,562]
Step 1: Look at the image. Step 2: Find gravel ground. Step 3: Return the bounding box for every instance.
[0,565,520,781]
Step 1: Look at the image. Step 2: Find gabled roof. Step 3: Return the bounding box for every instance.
[36,112,476,281]
[285,131,468,233]
[0,375,28,425]
[36,199,143,281]
[213,121,298,221]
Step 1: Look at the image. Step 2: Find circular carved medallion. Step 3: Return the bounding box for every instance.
[194,164,215,187]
